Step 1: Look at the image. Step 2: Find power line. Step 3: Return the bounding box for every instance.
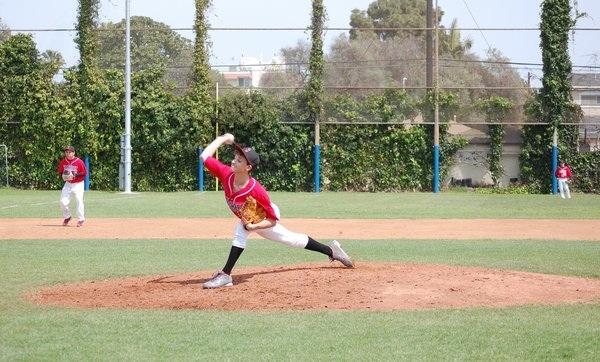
[8,26,600,33]
[280,121,600,126]
[170,85,599,90]
[461,0,492,50]
[55,58,600,71]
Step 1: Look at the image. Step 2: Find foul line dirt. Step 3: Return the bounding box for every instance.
[2,218,600,240]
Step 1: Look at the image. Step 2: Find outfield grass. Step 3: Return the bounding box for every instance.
[2,188,600,218]
[1,238,599,360]
[2,190,599,360]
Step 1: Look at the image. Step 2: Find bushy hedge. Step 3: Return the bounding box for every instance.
[571,152,600,193]
[321,124,429,191]
[1,35,469,192]
[214,91,313,192]
[4,34,599,193]
[0,35,67,189]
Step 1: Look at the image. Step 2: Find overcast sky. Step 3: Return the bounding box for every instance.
[1,0,599,82]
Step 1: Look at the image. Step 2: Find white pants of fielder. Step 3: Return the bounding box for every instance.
[60,181,85,220]
[232,204,309,249]
[557,178,571,199]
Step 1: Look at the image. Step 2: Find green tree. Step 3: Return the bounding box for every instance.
[0,35,67,188]
[420,91,467,189]
[75,0,100,78]
[520,0,583,191]
[0,17,10,43]
[97,16,193,88]
[443,18,472,58]
[349,0,472,59]
[190,0,211,100]
[97,16,192,71]
[66,0,102,166]
[350,0,431,40]
[279,40,311,82]
[163,0,215,191]
[476,96,513,186]
[40,50,65,75]
[539,0,581,157]
[305,0,325,127]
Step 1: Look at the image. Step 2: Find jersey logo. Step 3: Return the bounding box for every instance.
[226,178,257,217]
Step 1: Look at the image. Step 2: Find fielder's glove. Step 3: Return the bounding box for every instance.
[240,196,267,227]
[62,170,75,181]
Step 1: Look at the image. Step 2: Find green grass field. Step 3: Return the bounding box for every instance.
[2,188,600,218]
[1,190,599,360]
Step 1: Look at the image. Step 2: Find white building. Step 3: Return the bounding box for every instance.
[447,123,522,187]
[220,55,285,89]
[572,73,600,151]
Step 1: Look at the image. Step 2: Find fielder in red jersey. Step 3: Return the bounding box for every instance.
[555,160,572,199]
[57,146,87,227]
[200,133,354,289]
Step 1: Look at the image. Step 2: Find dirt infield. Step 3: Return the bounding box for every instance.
[15,217,600,311]
[29,262,600,311]
[3,218,600,240]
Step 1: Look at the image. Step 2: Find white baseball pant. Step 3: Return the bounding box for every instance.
[557,178,571,199]
[60,181,85,220]
[231,203,309,249]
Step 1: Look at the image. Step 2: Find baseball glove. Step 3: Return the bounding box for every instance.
[62,170,75,182]
[239,196,266,225]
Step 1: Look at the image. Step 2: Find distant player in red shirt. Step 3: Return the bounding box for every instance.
[555,160,572,199]
[57,146,87,227]
[200,133,354,289]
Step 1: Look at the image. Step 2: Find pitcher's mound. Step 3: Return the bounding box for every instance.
[29,262,600,311]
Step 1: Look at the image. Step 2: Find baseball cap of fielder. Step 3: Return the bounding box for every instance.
[63,146,75,152]
[233,143,260,168]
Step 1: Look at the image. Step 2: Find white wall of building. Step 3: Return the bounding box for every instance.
[447,144,521,187]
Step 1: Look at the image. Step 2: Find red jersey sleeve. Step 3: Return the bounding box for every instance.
[57,159,65,174]
[251,182,279,221]
[204,157,232,183]
[566,166,572,178]
[71,158,87,183]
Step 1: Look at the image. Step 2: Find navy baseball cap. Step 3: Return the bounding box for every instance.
[233,144,260,168]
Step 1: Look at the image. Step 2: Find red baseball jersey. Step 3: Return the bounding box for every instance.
[57,157,87,183]
[555,165,572,179]
[204,157,278,221]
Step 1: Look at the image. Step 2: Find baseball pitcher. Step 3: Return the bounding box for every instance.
[200,133,354,289]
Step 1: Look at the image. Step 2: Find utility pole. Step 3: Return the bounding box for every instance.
[433,0,440,193]
[123,0,132,193]
[426,0,434,90]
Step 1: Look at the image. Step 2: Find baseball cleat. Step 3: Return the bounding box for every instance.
[329,240,354,268]
[62,217,71,226]
[203,271,233,289]
[76,220,85,227]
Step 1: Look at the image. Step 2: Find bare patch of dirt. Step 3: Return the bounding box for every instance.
[28,262,600,311]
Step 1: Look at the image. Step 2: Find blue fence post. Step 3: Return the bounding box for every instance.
[552,145,558,194]
[551,128,558,194]
[433,145,440,193]
[313,144,321,193]
[197,147,204,192]
[84,155,90,191]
